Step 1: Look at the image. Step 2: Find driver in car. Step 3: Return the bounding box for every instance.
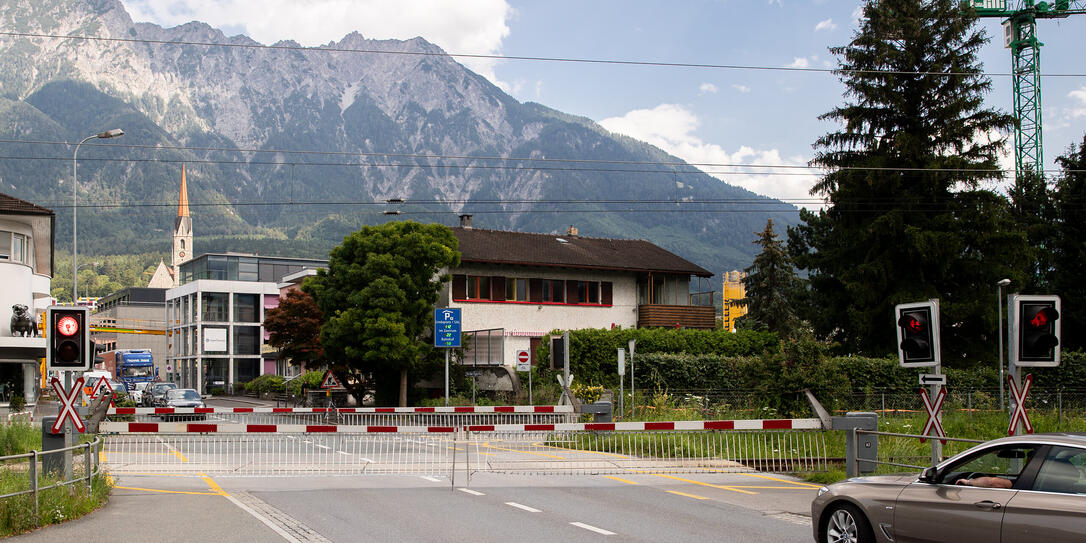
[956,476,1013,488]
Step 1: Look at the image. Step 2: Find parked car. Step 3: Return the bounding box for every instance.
[130,382,151,404]
[145,382,177,407]
[812,433,1086,543]
[158,388,206,421]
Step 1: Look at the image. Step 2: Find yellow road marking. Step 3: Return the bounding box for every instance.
[534,443,630,458]
[738,473,823,488]
[199,472,228,496]
[648,473,758,495]
[172,450,188,462]
[667,490,710,500]
[115,486,221,496]
[604,476,639,485]
[110,472,196,477]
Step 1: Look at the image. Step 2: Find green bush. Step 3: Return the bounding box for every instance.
[538,327,779,388]
[0,422,39,456]
[244,374,286,395]
[7,395,25,413]
[288,370,326,396]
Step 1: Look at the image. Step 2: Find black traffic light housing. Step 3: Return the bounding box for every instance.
[894,300,941,367]
[45,306,91,372]
[1011,294,1061,367]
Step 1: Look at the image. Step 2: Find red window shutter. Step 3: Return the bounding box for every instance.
[601,282,613,305]
[491,277,506,301]
[452,274,466,299]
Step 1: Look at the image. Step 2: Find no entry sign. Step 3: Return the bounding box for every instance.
[515,350,530,372]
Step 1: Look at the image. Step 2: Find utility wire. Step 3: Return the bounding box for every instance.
[2,31,1084,78]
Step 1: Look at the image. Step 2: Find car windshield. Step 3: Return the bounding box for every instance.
[167,390,200,401]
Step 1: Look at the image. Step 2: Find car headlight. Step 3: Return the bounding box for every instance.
[817,486,830,497]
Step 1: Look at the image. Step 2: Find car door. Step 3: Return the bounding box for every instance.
[1001,445,1086,543]
[892,444,1039,543]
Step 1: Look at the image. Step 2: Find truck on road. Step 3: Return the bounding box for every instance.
[102,349,155,391]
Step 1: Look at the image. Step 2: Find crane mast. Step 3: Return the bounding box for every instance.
[971,0,1086,180]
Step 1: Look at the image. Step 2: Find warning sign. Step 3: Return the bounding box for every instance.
[320,370,343,389]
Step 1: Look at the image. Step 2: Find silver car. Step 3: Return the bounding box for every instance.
[812,433,1086,543]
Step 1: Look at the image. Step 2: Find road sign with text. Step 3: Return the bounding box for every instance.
[434,308,461,348]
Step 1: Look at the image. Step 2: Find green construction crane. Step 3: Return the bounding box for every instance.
[971,0,1086,180]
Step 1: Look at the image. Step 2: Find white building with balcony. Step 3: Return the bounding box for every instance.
[0,193,55,406]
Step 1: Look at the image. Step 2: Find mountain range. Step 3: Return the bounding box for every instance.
[0,0,797,278]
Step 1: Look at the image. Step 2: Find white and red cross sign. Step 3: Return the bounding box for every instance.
[50,376,86,434]
[918,387,947,445]
[1008,374,1034,436]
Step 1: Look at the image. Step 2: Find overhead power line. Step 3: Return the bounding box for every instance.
[2,31,1083,78]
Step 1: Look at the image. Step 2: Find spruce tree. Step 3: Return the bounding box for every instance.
[1052,135,1086,351]
[788,0,1017,360]
[738,219,803,339]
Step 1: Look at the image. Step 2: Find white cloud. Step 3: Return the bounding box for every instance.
[598,104,818,207]
[814,18,837,32]
[731,84,751,94]
[121,0,512,85]
[699,83,719,94]
[787,57,811,69]
[1070,86,1086,118]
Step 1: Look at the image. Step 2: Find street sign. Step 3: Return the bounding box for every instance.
[320,370,343,390]
[91,377,116,408]
[465,370,482,377]
[51,377,86,434]
[1008,374,1034,435]
[919,374,947,386]
[515,350,530,372]
[434,308,461,348]
[617,348,626,376]
[918,387,947,445]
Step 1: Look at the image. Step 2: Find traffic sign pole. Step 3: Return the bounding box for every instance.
[434,308,462,407]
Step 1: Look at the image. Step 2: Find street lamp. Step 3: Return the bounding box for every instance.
[76,262,100,301]
[73,129,124,302]
[997,278,1011,409]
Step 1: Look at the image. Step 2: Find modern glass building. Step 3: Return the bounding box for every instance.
[165,254,326,394]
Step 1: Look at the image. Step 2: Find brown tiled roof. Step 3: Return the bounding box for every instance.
[451,227,712,277]
[0,193,54,216]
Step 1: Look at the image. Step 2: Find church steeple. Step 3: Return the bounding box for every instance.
[172,165,193,286]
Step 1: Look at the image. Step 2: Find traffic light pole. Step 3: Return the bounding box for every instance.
[62,371,74,479]
[930,364,943,465]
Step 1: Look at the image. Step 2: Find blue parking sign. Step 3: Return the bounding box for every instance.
[434,308,461,348]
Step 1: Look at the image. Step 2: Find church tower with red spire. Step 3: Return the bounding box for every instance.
[172,165,193,284]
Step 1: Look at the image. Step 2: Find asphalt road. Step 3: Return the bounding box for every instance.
[10,470,819,542]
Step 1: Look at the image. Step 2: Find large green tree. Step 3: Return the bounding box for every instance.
[303,221,460,406]
[1052,134,1086,351]
[737,219,803,339]
[788,0,1020,362]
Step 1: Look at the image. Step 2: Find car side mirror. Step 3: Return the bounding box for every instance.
[919,466,939,483]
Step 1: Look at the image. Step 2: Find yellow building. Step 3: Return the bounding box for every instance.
[721,270,747,332]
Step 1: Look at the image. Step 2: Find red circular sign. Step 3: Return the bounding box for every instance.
[517,351,530,363]
[56,315,80,336]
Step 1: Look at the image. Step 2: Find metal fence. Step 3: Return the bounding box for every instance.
[100,426,828,479]
[0,437,103,522]
[105,407,579,427]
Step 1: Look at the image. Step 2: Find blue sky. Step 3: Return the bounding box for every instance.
[121,1,1086,207]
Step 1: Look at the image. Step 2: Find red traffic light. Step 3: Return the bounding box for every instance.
[899,314,926,333]
[1027,306,1059,329]
[56,315,80,337]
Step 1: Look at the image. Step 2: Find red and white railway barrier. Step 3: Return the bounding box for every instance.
[99,418,822,434]
[106,405,575,415]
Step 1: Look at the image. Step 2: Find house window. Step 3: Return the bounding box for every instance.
[12,233,26,264]
[234,293,259,322]
[466,276,491,300]
[541,279,564,303]
[0,230,9,260]
[505,278,528,301]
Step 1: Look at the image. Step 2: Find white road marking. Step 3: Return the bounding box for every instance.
[421,476,442,483]
[335,451,350,456]
[505,502,541,513]
[457,488,485,496]
[571,522,615,535]
[314,444,330,450]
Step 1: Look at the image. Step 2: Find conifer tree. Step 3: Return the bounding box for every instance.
[738,219,803,339]
[1052,134,1086,351]
[788,0,1018,360]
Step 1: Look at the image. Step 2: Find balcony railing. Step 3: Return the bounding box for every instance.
[637,304,716,329]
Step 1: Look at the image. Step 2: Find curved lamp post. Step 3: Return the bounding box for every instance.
[73,129,124,302]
